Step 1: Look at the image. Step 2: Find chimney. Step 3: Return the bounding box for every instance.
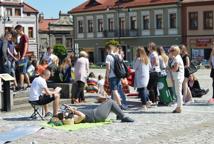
[39,12,44,22]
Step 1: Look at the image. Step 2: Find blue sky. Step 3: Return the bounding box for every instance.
[25,0,86,18]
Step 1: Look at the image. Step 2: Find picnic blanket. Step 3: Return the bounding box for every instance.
[43,121,112,132]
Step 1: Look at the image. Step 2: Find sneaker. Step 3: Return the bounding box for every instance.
[121,117,134,123]
[120,104,128,110]
[142,105,148,111]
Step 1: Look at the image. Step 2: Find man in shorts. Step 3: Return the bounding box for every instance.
[15,25,31,90]
[29,70,60,116]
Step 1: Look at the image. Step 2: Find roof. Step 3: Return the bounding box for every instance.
[23,2,39,13]
[39,19,58,32]
[70,0,177,14]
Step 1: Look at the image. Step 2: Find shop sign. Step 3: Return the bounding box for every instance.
[196,38,211,47]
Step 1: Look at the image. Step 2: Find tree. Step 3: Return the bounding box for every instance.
[53,44,67,62]
[105,39,120,47]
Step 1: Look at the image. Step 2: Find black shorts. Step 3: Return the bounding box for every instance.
[33,94,55,105]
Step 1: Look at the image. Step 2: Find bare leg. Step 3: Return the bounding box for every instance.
[19,74,24,88]
[43,104,48,114]
[24,73,31,86]
[53,93,60,116]
[112,90,121,106]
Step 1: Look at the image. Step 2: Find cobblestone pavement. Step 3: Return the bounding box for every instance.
[0,69,214,144]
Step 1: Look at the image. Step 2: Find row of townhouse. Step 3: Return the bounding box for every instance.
[0,0,39,57]
[69,0,214,63]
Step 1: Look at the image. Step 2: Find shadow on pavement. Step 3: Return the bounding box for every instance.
[129,111,172,114]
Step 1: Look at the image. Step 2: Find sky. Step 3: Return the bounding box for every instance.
[25,0,86,18]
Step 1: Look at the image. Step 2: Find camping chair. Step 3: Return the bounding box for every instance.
[29,101,44,120]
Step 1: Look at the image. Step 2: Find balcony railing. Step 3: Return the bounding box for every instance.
[103,29,139,38]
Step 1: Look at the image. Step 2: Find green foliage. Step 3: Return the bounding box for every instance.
[53,44,67,61]
[105,39,120,47]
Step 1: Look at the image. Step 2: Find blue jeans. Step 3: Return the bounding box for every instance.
[109,77,127,106]
[138,87,149,105]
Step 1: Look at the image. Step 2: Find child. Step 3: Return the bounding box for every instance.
[98,75,105,95]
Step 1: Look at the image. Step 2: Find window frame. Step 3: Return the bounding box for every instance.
[189,12,198,30]
[78,20,84,33]
[203,11,213,30]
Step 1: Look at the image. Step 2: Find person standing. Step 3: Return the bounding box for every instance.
[180,45,193,103]
[6,32,18,90]
[147,42,161,104]
[134,47,150,110]
[105,45,127,110]
[209,43,214,102]
[74,51,89,103]
[169,45,184,113]
[15,25,31,90]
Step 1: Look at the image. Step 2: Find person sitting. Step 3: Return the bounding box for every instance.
[188,74,209,98]
[27,60,38,82]
[86,72,98,93]
[58,57,72,83]
[29,70,60,117]
[58,99,134,123]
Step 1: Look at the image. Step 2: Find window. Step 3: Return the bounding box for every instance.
[143,15,149,30]
[169,13,176,29]
[130,16,137,30]
[119,17,125,36]
[66,38,72,49]
[27,13,31,16]
[204,11,213,29]
[78,20,83,33]
[28,27,33,38]
[189,12,198,30]
[15,8,21,16]
[87,20,93,33]
[156,14,163,29]
[108,18,114,32]
[6,8,12,16]
[5,27,12,33]
[55,38,63,44]
[97,19,103,32]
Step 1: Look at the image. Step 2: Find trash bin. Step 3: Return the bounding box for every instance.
[157,76,173,105]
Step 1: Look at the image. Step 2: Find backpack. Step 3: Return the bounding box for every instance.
[110,54,128,79]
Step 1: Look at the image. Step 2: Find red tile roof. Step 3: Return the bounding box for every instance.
[23,2,39,13]
[70,0,177,14]
[39,19,58,32]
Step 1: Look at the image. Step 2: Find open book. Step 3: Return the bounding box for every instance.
[54,87,62,93]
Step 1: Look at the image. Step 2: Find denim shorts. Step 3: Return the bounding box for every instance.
[17,58,28,74]
[109,77,120,91]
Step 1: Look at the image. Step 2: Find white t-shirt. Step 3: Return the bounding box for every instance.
[149,51,161,72]
[29,76,48,101]
[105,54,116,78]
[171,55,184,80]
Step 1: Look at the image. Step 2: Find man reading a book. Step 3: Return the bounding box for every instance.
[29,69,61,117]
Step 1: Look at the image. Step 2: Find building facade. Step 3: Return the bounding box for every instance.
[182,0,214,61]
[0,0,39,57]
[39,12,73,57]
[70,0,182,63]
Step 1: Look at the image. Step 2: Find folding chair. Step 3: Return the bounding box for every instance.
[29,101,44,120]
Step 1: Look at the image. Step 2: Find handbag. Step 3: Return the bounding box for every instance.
[185,62,197,76]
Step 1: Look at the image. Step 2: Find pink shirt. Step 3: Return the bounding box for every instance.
[74,57,89,83]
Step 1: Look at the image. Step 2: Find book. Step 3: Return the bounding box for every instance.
[54,87,62,93]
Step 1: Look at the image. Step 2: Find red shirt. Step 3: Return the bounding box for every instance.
[19,34,29,58]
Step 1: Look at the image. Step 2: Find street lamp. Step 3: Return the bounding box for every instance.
[0,14,10,33]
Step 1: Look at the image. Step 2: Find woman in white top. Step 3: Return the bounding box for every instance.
[157,46,169,76]
[169,45,184,113]
[134,47,150,110]
[209,43,214,100]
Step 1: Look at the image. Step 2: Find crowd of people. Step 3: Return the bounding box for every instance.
[1,25,213,124]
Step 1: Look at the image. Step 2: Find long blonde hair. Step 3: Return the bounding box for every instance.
[136,47,149,65]
[158,46,169,65]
